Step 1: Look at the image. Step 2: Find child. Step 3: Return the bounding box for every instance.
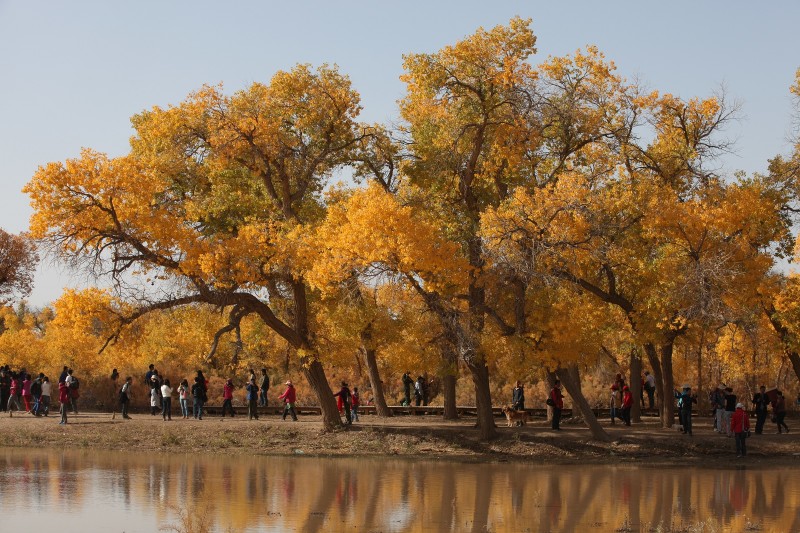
[221,379,235,417]
[351,387,360,422]
[178,379,190,419]
[40,376,51,416]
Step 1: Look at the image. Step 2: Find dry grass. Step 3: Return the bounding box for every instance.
[0,411,797,465]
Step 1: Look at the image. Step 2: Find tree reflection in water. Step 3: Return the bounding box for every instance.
[0,449,798,532]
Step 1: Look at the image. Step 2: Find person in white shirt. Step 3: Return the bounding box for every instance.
[161,379,173,421]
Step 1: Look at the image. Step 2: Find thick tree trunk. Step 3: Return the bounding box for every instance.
[629,350,642,423]
[440,343,459,420]
[660,340,676,429]
[442,374,458,420]
[362,347,392,417]
[788,351,800,384]
[360,325,391,417]
[557,364,611,442]
[467,361,496,440]
[302,358,342,430]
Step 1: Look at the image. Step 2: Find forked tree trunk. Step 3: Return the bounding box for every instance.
[302,358,342,430]
[556,364,611,442]
[467,361,496,440]
[360,326,391,417]
[629,351,642,423]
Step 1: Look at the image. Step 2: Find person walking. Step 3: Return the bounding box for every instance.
[7,373,22,417]
[773,391,789,434]
[58,380,70,425]
[191,377,206,420]
[30,374,43,416]
[550,380,564,430]
[119,377,132,419]
[279,380,298,421]
[21,374,32,414]
[334,382,352,425]
[246,378,259,420]
[221,379,235,418]
[621,385,633,426]
[161,379,173,421]
[259,368,269,407]
[679,385,698,436]
[731,402,750,457]
[177,379,190,419]
[752,385,770,435]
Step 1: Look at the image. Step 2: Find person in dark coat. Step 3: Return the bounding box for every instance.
[752,385,770,435]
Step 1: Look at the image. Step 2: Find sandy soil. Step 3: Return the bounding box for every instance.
[0,409,798,465]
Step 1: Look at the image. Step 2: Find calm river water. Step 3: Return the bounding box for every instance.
[0,448,797,532]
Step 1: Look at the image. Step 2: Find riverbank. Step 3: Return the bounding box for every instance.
[0,410,797,466]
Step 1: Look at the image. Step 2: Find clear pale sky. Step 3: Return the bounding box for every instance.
[1,1,799,306]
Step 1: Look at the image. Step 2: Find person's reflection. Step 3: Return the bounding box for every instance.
[540,471,562,531]
[245,464,258,504]
[729,470,747,514]
[470,466,492,533]
[301,463,338,533]
[676,469,693,521]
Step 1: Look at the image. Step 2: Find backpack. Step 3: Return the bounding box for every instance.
[69,378,80,390]
[30,381,42,396]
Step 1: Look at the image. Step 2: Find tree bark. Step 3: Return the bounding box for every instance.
[302,358,342,430]
[467,361,496,440]
[556,364,611,442]
[660,340,676,429]
[362,346,392,417]
[360,325,392,417]
[629,350,642,423]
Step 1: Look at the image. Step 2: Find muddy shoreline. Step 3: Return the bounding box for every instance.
[0,411,798,467]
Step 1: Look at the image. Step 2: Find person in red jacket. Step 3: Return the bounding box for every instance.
[279,380,298,421]
[550,380,564,430]
[621,385,633,426]
[58,380,71,425]
[730,402,750,457]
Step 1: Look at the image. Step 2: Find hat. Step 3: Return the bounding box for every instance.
[611,384,618,390]
[151,376,158,381]
[285,380,292,386]
[736,402,744,409]
[623,385,629,390]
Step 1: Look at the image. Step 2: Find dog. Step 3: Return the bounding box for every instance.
[502,405,530,427]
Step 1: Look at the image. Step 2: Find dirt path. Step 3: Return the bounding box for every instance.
[1,410,798,465]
